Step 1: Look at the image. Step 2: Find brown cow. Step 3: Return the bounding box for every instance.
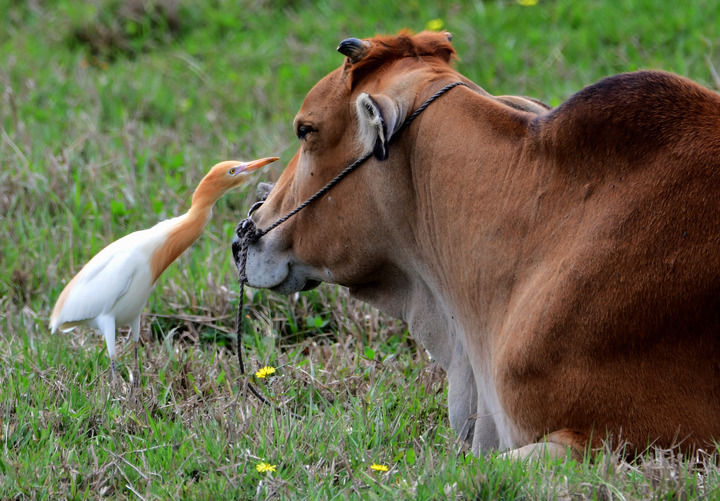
[238,30,720,459]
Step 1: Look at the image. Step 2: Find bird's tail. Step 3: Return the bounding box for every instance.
[49,317,80,333]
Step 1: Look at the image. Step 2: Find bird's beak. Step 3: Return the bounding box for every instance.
[238,156,279,174]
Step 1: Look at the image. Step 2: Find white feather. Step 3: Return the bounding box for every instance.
[49,218,180,355]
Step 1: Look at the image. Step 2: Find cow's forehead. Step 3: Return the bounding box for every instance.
[301,67,348,107]
[293,67,354,128]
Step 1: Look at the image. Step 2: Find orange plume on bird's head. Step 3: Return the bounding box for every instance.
[193,157,278,205]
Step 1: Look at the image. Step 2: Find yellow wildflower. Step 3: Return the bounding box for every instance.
[255,366,276,378]
[425,18,444,31]
[370,463,389,472]
[517,0,539,5]
[256,462,277,473]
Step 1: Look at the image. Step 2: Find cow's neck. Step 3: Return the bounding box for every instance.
[349,263,459,369]
[410,91,530,353]
[345,85,550,450]
[354,85,539,364]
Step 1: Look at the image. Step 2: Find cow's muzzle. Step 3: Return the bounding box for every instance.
[232,195,269,274]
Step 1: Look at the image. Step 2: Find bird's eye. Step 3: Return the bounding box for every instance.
[296,124,316,140]
[228,167,237,175]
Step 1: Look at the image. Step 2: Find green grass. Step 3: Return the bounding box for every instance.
[2,0,720,498]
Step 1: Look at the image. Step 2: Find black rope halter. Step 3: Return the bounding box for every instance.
[232,81,468,414]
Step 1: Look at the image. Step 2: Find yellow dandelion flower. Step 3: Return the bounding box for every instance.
[517,0,539,5]
[255,366,276,378]
[256,461,277,473]
[426,18,444,31]
[370,463,389,472]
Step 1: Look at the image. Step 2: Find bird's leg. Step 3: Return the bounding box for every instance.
[133,342,140,390]
[109,357,119,395]
[130,316,142,391]
[98,315,118,391]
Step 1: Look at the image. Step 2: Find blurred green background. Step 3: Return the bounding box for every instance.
[1,1,719,498]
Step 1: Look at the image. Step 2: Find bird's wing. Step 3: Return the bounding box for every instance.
[51,230,157,329]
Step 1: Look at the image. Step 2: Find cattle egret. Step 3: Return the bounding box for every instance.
[50,157,278,387]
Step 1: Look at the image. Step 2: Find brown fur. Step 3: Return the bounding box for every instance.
[246,31,720,456]
[345,29,456,88]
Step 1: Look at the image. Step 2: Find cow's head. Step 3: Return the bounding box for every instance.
[238,31,459,309]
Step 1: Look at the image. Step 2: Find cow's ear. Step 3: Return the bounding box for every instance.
[355,93,403,161]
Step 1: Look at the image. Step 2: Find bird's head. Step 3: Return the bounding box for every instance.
[216,157,279,188]
[194,157,279,205]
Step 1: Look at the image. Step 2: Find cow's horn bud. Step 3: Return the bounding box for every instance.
[337,38,370,63]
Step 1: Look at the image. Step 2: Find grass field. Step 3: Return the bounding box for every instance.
[2,0,720,498]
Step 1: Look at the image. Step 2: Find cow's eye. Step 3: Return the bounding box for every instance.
[296,124,316,140]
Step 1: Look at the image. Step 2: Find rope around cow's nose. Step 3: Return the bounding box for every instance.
[233,81,468,415]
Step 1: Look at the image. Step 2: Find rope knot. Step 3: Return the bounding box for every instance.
[236,217,263,244]
[233,217,263,284]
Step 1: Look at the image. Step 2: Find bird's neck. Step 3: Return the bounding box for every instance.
[149,202,216,283]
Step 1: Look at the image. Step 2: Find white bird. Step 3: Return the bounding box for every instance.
[50,157,278,386]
